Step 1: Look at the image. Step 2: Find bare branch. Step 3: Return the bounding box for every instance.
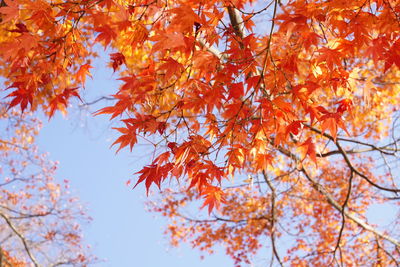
[80,96,114,107]
[269,138,400,247]
[305,124,400,193]
[332,171,354,263]
[0,212,40,267]
[196,37,226,60]
[227,6,245,39]
[300,167,400,247]
[262,170,284,267]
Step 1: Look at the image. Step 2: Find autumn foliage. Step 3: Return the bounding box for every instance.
[0,105,93,266]
[1,0,400,265]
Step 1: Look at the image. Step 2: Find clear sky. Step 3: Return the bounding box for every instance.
[35,56,234,267]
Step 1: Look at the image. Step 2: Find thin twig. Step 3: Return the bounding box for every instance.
[0,212,40,267]
[262,170,284,267]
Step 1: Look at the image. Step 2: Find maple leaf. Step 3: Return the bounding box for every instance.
[273,96,293,114]
[384,41,400,72]
[167,142,178,154]
[75,64,93,85]
[169,5,202,33]
[111,126,137,153]
[9,23,28,33]
[109,52,126,72]
[319,112,349,141]
[134,164,173,194]
[151,32,186,52]
[292,82,320,104]
[154,152,171,165]
[226,146,245,168]
[228,82,244,99]
[300,137,317,165]
[301,31,321,51]
[254,153,273,171]
[6,83,33,112]
[126,21,149,47]
[286,120,305,137]
[200,185,226,214]
[366,37,389,64]
[317,48,343,70]
[94,93,132,119]
[157,57,184,80]
[47,87,81,118]
[95,25,117,47]
[246,75,261,91]
[336,99,353,115]
[174,145,192,168]
[0,0,19,23]
[276,13,308,40]
[321,115,338,141]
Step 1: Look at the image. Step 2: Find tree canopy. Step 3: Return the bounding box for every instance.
[1,0,400,266]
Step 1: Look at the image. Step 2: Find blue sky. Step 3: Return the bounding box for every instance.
[35,57,233,267]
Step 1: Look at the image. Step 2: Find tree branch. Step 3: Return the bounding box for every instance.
[227,6,245,39]
[332,170,354,264]
[305,124,400,193]
[300,167,400,247]
[196,37,226,60]
[262,170,284,267]
[269,139,400,247]
[0,212,40,267]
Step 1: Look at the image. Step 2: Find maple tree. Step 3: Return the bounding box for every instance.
[1,0,400,265]
[0,103,93,266]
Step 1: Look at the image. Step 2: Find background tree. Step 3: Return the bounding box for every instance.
[1,0,400,266]
[0,103,94,266]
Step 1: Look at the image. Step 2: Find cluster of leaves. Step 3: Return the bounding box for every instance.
[1,0,400,265]
[0,104,94,266]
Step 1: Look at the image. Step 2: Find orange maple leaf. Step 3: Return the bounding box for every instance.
[47,87,81,118]
[300,137,317,165]
[134,163,173,194]
[157,57,184,80]
[320,113,349,142]
[200,185,226,214]
[0,0,19,23]
[75,64,93,85]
